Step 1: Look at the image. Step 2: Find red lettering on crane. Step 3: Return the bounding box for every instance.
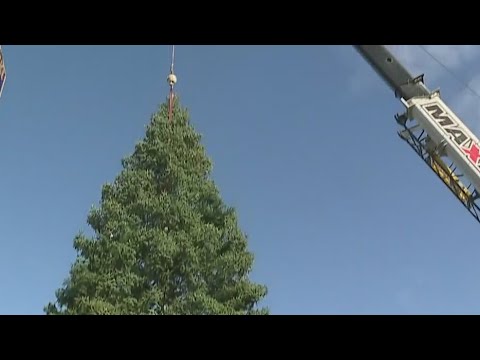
[463,144,480,166]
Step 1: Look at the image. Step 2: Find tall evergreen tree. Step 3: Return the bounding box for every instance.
[45,98,268,315]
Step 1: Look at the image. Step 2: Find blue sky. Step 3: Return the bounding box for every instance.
[2,45,480,315]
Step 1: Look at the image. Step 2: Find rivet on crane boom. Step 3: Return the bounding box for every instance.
[354,45,480,223]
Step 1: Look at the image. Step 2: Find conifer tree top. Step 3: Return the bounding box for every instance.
[45,97,268,315]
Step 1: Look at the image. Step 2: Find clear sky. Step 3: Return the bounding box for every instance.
[2,45,480,315]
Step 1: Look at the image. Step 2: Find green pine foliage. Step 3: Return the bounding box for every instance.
[45,98,268,315]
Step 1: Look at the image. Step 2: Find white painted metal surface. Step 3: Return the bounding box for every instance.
[404,92,480,193]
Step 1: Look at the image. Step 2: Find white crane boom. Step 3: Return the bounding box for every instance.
[354,45,480,223]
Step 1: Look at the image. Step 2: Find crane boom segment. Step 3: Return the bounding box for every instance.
[354,45,430,100]
[354,45,480,223]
